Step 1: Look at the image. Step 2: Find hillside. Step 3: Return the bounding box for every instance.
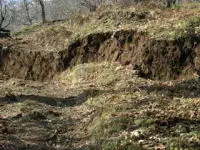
[1,3,200,81]
[0,2,200,150]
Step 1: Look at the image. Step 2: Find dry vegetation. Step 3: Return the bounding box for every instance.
[58,63,200,149]
[1,62,200,149]
[10,2,200,52]
[1,2,200,150]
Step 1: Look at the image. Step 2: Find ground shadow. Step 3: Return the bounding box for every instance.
[138,78,200,99]
[1,78,200,107]
[0,88,104,107]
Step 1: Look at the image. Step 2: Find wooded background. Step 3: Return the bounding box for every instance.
[0,0,199,31]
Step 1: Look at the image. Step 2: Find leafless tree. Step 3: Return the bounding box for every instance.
[38,0,46,23]
[80,0,104,12]
[0,0,11,31]
[164,0,176,7]
[3,0,198,31]
[23,0,32,25]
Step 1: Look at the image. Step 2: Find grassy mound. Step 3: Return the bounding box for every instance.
[11,2,200,51]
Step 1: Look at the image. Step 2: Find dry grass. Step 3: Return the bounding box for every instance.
[10,2,200,53]
[1,62,200,149]
[56,62,137,88]
[1,2,200,150]
[57,63,200,150]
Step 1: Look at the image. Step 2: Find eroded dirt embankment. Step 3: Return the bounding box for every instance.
[0,42,65,81]
[0,30,200,81]
[64,30,200,80]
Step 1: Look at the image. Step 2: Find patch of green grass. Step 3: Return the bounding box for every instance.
[101,139,142,150]
[90,114,143,150]
[12,24,43,36]
[150,15,200,40]
[134,118,155,128]
[166,135,200,150]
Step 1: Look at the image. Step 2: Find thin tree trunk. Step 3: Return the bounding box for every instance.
[23,0,32,25]
[0,0,10,30]
[38,0,46,23]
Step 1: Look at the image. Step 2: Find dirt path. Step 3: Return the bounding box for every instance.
[0,62,200,150]
[0,78,99,149]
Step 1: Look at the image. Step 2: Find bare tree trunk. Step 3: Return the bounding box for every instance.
[23,0,32,25]
[165,0,176,8]
[80,0,104,12]
[0,0,6,28]
[38,0,46,23]
[0,0,10,37]
[0,0,10,29]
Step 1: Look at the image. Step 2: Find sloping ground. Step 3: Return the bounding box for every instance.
[0,3,200,150]
[0,3,200,81]
[0,63,200,150]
